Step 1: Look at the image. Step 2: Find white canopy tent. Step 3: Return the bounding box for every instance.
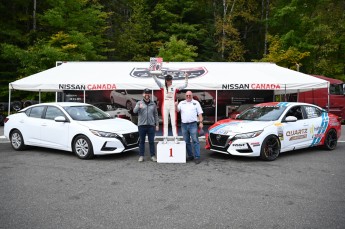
[9,61,328,92]
[8,61,329,120]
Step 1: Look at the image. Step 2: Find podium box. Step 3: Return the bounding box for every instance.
[157,141,186,163]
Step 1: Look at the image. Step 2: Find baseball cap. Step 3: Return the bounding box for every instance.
[143,88,151,94]
[165,75,173,81]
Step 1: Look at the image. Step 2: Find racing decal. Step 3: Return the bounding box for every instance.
[277,126,284,141]
[250,142,260,147]
[329,117,341,127]
[277,102,289,107]
[231,143,249,150]
[310,112,329,146]
[130,67,207,79]
[209,121,242,134]
[289,135,307,141]
[286,128,308,141]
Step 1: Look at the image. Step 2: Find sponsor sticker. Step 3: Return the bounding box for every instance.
[231,143,249,150]
[250,142,260,147]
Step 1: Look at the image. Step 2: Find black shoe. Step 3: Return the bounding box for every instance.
[194,158,201,164]
[186,156,194,161]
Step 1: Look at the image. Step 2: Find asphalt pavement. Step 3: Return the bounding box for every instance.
[1,126,345,229]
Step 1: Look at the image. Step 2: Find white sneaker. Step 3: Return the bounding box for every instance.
[163,138,168,144]
[151,156,157,162]
[138,156,144,162]
[174,137,179,144]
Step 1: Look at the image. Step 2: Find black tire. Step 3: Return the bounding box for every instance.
[11,101,22,111]
[73,135,94,159]
[260,135,281,161]
[323,129,337,150]
[10,129,26,151]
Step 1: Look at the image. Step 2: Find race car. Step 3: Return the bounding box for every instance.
[205,102,342,161]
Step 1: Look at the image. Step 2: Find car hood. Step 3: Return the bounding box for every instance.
[76,118,138,133]
[209,120,274,136]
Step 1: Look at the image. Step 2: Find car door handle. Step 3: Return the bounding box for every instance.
[41,123,47,126]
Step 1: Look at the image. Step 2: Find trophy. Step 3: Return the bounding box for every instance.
[149,57,163,75]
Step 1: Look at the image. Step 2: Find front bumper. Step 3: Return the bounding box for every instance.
[92,132,139,155]
[207,133,262,157]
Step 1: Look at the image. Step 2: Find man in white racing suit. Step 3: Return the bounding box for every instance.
[153,74,188,144]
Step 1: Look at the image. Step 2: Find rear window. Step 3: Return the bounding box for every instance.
[304,106,322,119]
[27,106,45,118]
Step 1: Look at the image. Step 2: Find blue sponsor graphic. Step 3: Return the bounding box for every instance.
[209,122,241,134]
[310,112,329,146]
[277,102,289,107]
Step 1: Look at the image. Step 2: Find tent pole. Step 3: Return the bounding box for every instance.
[215,90,218,122]
[327,81,330,111]
[284,85,287,102]
[55,92,58,102]
[8,88,11,115]
[39,90,41,103]
[83,90,86,103]
[273,90,275,102]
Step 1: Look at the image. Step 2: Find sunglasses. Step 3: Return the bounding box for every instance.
[186,95,192,97]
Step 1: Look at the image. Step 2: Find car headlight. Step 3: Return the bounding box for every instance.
[235,130,263,139]
[90,129,119,138]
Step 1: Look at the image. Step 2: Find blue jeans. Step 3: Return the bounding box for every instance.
[138,125,155,156]
[181,122,200,158]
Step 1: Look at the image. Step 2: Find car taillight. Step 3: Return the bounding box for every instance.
[4,117,9,123]
[117,115,130,120]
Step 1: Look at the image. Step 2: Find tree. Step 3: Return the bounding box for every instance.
[115,0,153,61]
[158,35,198,61]
[213,0,259,61]
[1,0,110,78]
[259,35,310,70]
[268,0,345,78]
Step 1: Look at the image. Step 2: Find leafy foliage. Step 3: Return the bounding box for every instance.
[158,35,198,61]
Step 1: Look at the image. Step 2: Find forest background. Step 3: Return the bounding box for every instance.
[0,0,344,101]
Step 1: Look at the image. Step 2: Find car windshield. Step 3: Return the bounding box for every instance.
[63,105,111,121]
[236,105,287,121]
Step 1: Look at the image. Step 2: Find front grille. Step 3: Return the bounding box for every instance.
[209,133,229,147]
[122,132,139,146]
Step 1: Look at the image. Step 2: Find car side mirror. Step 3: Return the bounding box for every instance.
[284,116,297,122]
[55,116,67,122]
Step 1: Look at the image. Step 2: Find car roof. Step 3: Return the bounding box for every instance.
[254,102,321,108]
[21,102,91,110]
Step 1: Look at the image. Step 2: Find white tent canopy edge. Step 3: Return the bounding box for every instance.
[9,61,328,92]
[8,62,329,119]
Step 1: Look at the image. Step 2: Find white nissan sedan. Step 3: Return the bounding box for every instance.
[4,102,139,159]
[206,102,342,161]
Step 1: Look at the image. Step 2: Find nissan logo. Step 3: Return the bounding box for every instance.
[216,134,222,141]
[129,134,135,139]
